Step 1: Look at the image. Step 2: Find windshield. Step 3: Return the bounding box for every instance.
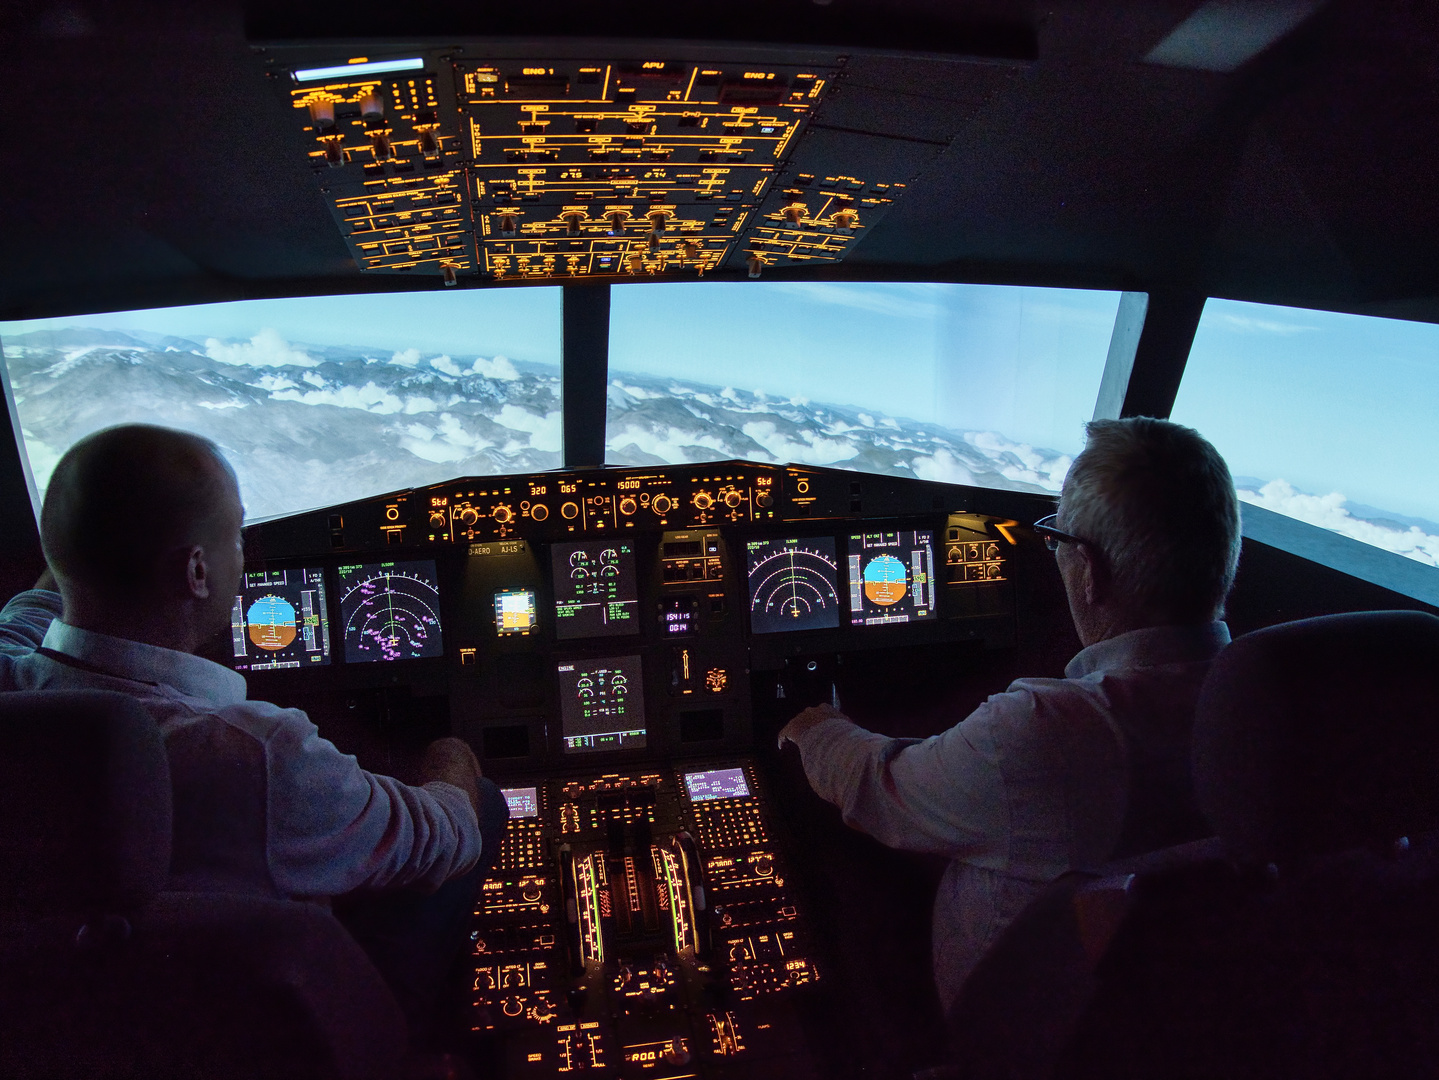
[605,281,1123,495]
[0,289,563,521]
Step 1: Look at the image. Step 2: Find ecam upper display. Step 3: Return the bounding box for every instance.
[551,541,640,640]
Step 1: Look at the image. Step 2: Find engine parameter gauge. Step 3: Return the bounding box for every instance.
[337,559,444,663]
[746,537,841,634]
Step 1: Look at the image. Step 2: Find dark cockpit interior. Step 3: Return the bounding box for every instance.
[3,2,1439,1077]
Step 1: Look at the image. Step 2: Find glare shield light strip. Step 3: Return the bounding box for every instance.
[294,57,424,82]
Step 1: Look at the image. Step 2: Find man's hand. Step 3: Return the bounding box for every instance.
[777,703,847,750]
[418,737,483,818]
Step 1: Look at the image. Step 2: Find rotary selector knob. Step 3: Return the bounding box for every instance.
[619,497,637,516]
[756,492,774,509]
[492,504,514,525]
[428,511,447,529]
[561,501,580,520]
[459,507,479,526]
[753,855,775,877]
[530,503,549,521]
[652,495,673,515]
[723,490,742,508]
[693,492,714,511]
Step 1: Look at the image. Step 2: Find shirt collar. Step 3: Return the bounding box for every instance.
[1065,621,1231,680]
[39,620,248,706]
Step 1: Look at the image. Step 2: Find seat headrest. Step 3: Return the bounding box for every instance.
[1193,610,1439,865]
[0,690,171,912]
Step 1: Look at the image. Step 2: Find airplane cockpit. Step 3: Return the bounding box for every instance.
[2,2,1439,1077]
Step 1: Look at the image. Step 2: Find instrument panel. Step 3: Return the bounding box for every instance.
[239,461,1020,769]
[236,460,1031,1077]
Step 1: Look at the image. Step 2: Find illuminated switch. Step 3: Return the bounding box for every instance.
[308,99,336,129]
[607,210,630,235]
[627,253,645,274]
[783,203,806,225]
[369,131,393,161]
[460,648,478,666]
[498,214,518,238]
[746,255,763,280]
[647,209,670,234]
[682,241,699,262]
[358,91,383,119]
[563,211,585,236]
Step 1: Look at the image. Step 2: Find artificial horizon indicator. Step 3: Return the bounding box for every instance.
[230,567,331,672]
[847,530,937,626]
[494,588,538,636]
[337,559,445,663]
[745,536,840,634]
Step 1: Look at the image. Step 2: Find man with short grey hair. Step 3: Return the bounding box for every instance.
[779,417,1241,1014]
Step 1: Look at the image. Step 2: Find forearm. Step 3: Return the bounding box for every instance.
[418,737,481,818]
[0,586,61,655]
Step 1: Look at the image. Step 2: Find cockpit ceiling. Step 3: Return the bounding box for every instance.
[2,0,1437,321]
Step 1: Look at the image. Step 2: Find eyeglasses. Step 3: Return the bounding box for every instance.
[1032,513,1092,553]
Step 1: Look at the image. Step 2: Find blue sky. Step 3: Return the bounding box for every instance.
[1,288,564,368]
[609,281,1121,455]
[1171,298,1439,523]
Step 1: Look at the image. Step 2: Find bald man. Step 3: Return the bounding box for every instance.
[0,424,505,1037]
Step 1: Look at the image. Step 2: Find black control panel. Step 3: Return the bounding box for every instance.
[239,461,1023,770]
[475,762,815,1078]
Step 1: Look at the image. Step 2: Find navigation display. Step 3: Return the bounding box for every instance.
[494,588,538,636]
[683,767,751,802]
[337,559,444,663]
[746,536,841,634]
[551,542,639,640]
[847,530,938,626]
[229,567,331,672]
[557,655,647,753]
[501,787,540,818]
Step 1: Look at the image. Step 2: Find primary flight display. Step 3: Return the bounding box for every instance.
[847,530,936,625]
[229,567,331,671]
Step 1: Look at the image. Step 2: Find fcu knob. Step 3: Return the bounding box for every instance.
[428,511,447,529]
[561,501,580,520]
[459,508,479,526]
[492,504,514,525]
[723,490,742,508]
[619,497,637,516]
[651,495,673,515]
[693,492,714,511]
[756,492,773,509]
[530,503,549,521]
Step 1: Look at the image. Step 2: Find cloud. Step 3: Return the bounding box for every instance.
[205,329,317,368]
[741,421,859,466]
[270,382,404,413]
[197,400,247,410]
[494,404,562,453]
[302,372,325,387]
[605,424,733,464]
[391,347,421,367]
[471,355,519,380]
[399,413,494,463]
[1239,480,1439,568]
[912,449,976,486]
[429,354,462,376]
[252,374,298,392]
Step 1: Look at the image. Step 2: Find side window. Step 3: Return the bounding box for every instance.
[1172,298,1439,572]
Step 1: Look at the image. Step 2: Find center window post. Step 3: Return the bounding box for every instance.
[563,283,611,468]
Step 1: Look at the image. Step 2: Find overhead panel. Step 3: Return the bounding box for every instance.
[457,58,832,281]
[285,53,476,280]
[267,46,949,282]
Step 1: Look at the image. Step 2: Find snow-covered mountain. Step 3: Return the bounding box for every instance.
[4,328,562,520]
[8,323,1437,571]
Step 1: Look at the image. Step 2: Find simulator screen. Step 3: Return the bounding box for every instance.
[683,767,751,802]
[557,655,647,754]
[551,541,639,640]
[746,536,841,634]
[337,559,445,663]
[229,567,331,672]
[847,530,937,625]
[501,787,540,818]
[494,588,538,636]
